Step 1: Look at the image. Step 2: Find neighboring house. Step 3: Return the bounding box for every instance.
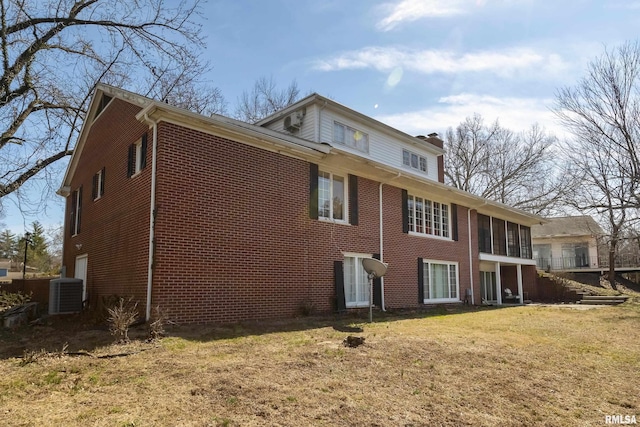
[58,84,543,324]
[531,216,603,271]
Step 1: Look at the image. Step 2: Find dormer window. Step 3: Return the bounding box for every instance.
[334,122,369,153]
[403,149,427,173]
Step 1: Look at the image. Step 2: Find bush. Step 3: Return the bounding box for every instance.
[106,297,139,343]
[0,291,31,312]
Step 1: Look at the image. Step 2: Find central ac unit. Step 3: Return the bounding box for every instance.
[49,278,84,314]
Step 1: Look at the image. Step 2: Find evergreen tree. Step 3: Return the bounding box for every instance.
[0,229,17,259]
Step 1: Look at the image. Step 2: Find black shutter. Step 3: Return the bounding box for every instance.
[402,189,409,233]
[140,133,148,169]
[100,167,106,196]
[127,144,134,177]
[76,186,82,234]
[70,191,77,236]
[451,203,458,241]
[309,163,319,219]
[348,174,358,225]
[91,173,97,200]
[334,260,346,311]
[373,253,382,307]
[417,257,424,304]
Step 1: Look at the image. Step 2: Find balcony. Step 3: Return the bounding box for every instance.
[536,254,640,271]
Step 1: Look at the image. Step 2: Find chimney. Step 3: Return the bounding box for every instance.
[415,133,443,149]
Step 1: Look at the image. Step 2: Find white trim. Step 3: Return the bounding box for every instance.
[342,252,373,308]
[478,252,537,266]
[408,231,452,242]
[74,254,88,302]
[421,259,460,303]
[407,194,452,239]
[318,169,349,223]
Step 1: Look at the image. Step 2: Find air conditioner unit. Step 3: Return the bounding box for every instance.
[49,278,84,314]
[284,110,304,132]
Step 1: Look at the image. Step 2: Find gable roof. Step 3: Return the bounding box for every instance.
[531,216,603,238]
[58,84,331,196]
[58,84,544,226]
[256,93,445,156]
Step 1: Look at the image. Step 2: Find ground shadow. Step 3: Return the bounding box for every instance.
[0,304,499,360]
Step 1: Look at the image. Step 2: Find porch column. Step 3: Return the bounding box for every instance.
[516,264,523,304]
[495,262,502,305]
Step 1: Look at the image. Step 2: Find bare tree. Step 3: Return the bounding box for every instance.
[234,75,301,123]
[444,114,567,215]
[554,41,640,287]
[0,0,218,215]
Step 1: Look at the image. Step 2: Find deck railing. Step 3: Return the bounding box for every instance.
[536,254,640,271]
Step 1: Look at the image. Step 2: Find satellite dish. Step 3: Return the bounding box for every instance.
[362,258,388,278]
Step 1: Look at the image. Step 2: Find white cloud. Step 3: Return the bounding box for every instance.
[377,0,468,31]
[374,92,568,138]
[312,46,568,78]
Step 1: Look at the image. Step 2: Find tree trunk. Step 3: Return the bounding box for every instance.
[608,246,617,290]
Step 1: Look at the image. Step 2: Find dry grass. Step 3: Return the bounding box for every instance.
[1,304,639,426]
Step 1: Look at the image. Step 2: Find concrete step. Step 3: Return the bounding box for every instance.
[581,295,628,300]
[578,299,626,305]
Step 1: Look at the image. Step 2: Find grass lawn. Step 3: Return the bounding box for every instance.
[1,304,639,426]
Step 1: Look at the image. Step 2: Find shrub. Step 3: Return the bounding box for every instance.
[106,297,139,343]
[0,291,31,312]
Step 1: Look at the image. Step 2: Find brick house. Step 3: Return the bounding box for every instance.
[58,84,543,323]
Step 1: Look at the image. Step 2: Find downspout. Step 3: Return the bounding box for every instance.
[379,182,385,311]
[467,208,475,305]
[143,113,159,322]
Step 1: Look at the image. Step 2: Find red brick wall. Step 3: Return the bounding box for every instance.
[382,186,475,308]
[151,122,381,323]
[500,264,538,300]
[63,101,538,324]
[62,99,151,311]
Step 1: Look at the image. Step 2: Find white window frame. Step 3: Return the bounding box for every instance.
[72,188,81,236]
[423,259,459,303]
[318,170,348,223]
[333,121,369,153]
[343,253,372,308]
[402,149,428,173]
[134,140,144,175]
[93,169,104,200]
[407,194,451,240]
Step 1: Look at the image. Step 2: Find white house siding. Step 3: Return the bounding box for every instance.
[262,104,317,142]
[319,109,440,182]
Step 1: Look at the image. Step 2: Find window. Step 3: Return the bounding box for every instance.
[127,134,147,177]
[70,186,82,236]
[344,255,370,307]
[92,167,105,200]
[0,268,7,277]
[407,194,449,238]
[402,149,428,173]
[507,222,520,257]
[333,122,369,153]
[480,271,496,302]
[423,260,458,301]
[318,171,347,221]
[492,217,507,256]
[520,226,532,259]
[478,214,492,253]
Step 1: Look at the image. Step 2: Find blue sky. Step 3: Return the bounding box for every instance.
[3,0,640,235]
